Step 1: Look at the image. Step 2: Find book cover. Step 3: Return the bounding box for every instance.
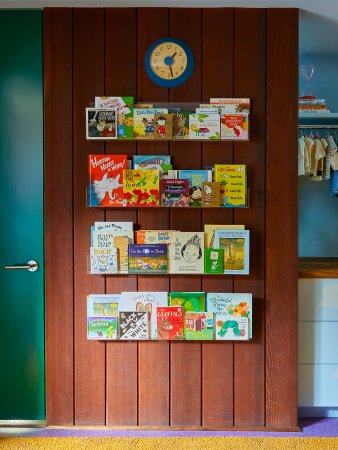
[87,294,120,317]
[204,224,245,248]
[189,113,220,140]
[156,306,184,340]
[135,230,174,273]
[210,98,250,113]
[133,108,168,138]
[214,164,247,208]
[172,111,190,139]
[119,312,149,340]
[185,312,214,340]
[221,113,249,140]
[94,221,133,232]
[204,248,224,274]
[178,170,212,207]
[128,244,168,274]
[206,292,252,338]
[88,154,127,207]
[215,315,249,340]
[90,247,118,274]
[154,113,173,139]
[172,232,204,274]
[94,96,134,139]
[160,179,190,207]
[213,230,250,275]
[123,169,160,207]
[121,291,168,339]
[201,181,221,207]
[87,316,117,340]
[169,292,206,312]
[133,155,171,170]
[86,108,117,139]
[91,230,134,273]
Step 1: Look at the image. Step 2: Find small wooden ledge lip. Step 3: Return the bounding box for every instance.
[299,257,338,278]
[46,425,301,432]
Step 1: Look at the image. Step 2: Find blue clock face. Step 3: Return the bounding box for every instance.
[144,37,195,88]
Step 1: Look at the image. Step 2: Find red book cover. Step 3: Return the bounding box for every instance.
[88,154,128,207]
[156,306,184,340]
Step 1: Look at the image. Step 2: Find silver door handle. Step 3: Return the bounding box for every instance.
[4,260,39,272]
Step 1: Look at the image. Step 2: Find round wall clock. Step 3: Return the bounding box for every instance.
[144,37,195,88]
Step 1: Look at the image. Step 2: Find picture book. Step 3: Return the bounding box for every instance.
[94,222,133,232]
[154,113,173,139]
[90,247,118,274]
[206,292,252,338]
[119,311,149,340]
[133,155,171,170]
[121,291,168,339]
[86,108,117,139]
[189,113,220,140]
[87,294,120,317]
[204,248,224,274]
[94,96,134,139]
[87,316,117,340]
[221,113,249,140]
[185,312,214,340]
[169,292,206,312]
[172,232,204,274]
[172,111,190,139]
[133,108,168,138]
[123,169,160,207]
[156,306,184,340]
[214,164,247,208]
[88,154,128,207]
[195,107,219,114]
[160,179,190,207]
[215,315,249,340]
[201,182,221,207]
[178,170,212,207]
[135,230,174,273]
[213,229,250,275]
[128,244,168,274]
[91,230,134,273]
[204,224,245,248]
[210,98,250,113]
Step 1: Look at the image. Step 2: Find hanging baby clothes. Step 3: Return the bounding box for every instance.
[298,135,305,176]
[329,170,338,197]
[309,137,327,181]
[324,135,338,180]
[304,136,314,175]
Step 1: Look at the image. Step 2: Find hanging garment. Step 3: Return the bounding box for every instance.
[329,170,338,197]
[304,136,314,175]
[309,138,327,181]
[324,135,338,180]
[298,136,305,176]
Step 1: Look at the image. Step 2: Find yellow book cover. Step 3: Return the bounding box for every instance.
[123,169,160,207]
[214,164,247,208]
[204,224,245,248]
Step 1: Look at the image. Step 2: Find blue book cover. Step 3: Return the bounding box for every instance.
[133,155,171,169]
[128,243,168,274]
[213,230,250,275]
[178,170,212,207]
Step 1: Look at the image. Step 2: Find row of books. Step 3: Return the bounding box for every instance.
[298,96,330,113]
[88,154,247,208]
[86,96,250,141]
[89,222,250,275]
[87,291,252,341]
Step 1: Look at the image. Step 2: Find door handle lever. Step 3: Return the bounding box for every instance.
[4,260,39,272]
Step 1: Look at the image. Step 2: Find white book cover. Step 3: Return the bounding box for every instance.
[210,98,250,113]
[189,113,220,140]
[213,229,250,275]
[206,293,252,338]
[121,291,168,339]
[195,107,219,114]
[215,315,249,340]
[90,247,118,274]
[87,294,121,317]
[94,96,132,115]
[91,230,133,273]
[94,222,133,232]
[172,232,204,274]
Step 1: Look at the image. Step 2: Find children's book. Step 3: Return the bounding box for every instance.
[210,98,250,113]
[215,315,249,340]
[204,248,224,274]
[133,108,168,138]
[221,113,249,140]
[206,292,252,338]
[94,96,134,139]
[178,170,212,207]
[94,222,133,232]
[154,113,173,139]
[87,294,120,317]
[123,169,160,207]
[128,244,168,274]
[172,232,204,274]
[214,164,247,208]
[189,113,220,140]
[90,247,118,274]
[185,312,214,340]
[135,230,174,273]
[172,111,190,139]
[88,154,128,207]
[119,312,149,340]
[86,108,117,139]
[204,224,245,248]
[156,306,184,340]
[133,155,171,170]
[87,316,117,340]
[121,291,168,339]
[160,179,190,207]
[213,229,250,275]
[169,292,206,312]
[91,230,133,273]
[201,182,221,207]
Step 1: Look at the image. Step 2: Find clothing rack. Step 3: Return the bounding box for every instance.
[298,124,338,129]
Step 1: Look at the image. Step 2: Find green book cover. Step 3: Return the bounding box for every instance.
[185,312,214,340]
[204,248,224,274]
[169,292,206,312]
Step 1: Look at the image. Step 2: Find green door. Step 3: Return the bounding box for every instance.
[0,10,44,421]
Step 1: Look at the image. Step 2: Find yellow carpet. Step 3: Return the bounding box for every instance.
[1,437,338,450]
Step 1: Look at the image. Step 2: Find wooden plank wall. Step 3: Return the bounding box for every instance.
[45,7,299,429]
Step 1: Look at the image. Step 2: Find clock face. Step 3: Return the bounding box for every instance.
[144,37,194,88]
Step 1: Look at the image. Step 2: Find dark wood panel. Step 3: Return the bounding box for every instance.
[73,8,106,425]
[233,8,266,427]
[265,8,299,428]
[44,7,74,426]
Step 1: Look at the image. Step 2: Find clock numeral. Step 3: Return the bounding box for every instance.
[166,45,171,49]
[175,71,178,76]
[155,51,160,56]
[161,71,165,75]
[155,66,159,71]
[160,46,163,51]
[153,59,157,63]
[182,59,185,63]
[168,72,172,78]
[178,51,182,56]
[180,66,184,71]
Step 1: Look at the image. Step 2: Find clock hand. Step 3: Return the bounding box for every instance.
[171,52,177,58]
[169,66,173,78]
